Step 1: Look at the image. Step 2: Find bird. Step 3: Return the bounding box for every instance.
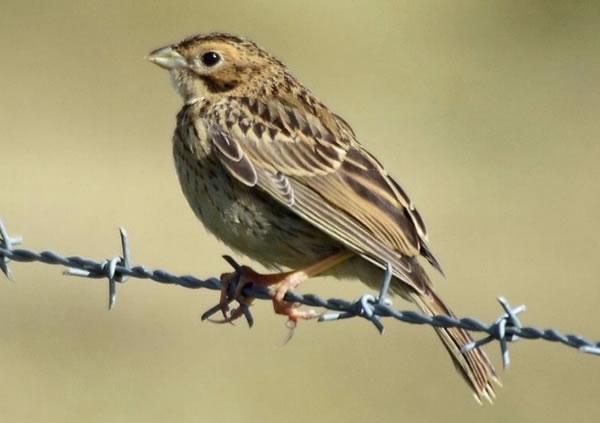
[147,32,500,402]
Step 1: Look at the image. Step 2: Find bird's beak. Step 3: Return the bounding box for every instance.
[146,46,188,70]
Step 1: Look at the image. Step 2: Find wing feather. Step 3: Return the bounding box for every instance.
[207,96,440,292]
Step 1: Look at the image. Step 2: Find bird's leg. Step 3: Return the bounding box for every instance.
[212,250,354,335]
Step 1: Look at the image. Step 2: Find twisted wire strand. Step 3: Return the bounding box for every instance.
[1,217,599,369]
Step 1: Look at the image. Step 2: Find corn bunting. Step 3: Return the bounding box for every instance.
[148,32,500,402]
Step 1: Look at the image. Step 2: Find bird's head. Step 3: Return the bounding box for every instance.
[147,33,282,102]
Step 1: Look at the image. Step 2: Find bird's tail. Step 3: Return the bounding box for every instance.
[406,287,501,403]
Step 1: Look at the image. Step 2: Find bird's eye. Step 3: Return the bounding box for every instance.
[200,51,221,67]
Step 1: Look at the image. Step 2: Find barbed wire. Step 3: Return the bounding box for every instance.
[1,216,599,370]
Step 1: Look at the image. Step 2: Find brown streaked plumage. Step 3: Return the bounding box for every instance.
[147,32,500,402]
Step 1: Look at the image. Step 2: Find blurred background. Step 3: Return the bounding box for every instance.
[1,1,599,422]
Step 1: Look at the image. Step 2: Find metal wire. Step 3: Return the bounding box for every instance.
[1,216,599,370]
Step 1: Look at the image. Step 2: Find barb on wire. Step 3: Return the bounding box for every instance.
[0,218,22,281]
[319,262,394,334]
[1,217,599,368]
[63,227,131,309]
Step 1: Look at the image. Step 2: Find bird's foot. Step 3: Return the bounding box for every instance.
[270,277,319,343]
[208,264,318,341]
[206,265,261,325]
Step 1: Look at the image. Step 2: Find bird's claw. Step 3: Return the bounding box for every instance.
[207,303,249,325]
[200,257,256,327]
[276,301,319,344]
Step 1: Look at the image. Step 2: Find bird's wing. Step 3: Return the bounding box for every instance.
[206,96,442,292]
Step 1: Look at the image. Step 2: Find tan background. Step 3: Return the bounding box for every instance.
[1,1,599,422]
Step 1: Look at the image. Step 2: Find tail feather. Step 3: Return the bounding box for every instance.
[407,288,501,403]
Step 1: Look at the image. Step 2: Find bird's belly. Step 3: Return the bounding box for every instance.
[173,146,340,270]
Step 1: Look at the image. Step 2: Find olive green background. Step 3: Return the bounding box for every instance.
[1,1,599,422]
